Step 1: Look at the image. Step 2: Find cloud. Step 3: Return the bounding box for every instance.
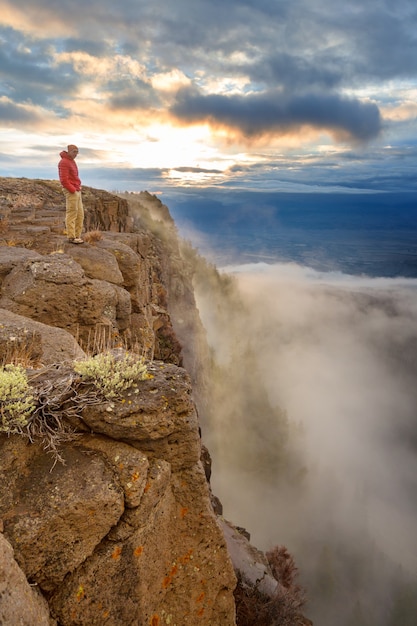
[173,166,222,174]
[194,260,417,622]
[0,27,82,108]
[108,84,159,111]
[0,97,46,126]
[0,0,416,190]
[171,87,382,142]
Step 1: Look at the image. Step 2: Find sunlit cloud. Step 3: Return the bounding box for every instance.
[150,69,191,95]
[0,2,73,37]
[382,101,417,122]
[0,0,416,192]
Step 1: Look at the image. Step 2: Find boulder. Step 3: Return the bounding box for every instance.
[0,254,131,345]
[0,437,125,592]
[63,244,124,285]
[77,361,201,470]
[0,308,85,365]
[49,463,236,626]
[0,246,42,288]
[220,519,278,597]
[76,435,150,509]
[95,238,142,287]
[0,533,55,626]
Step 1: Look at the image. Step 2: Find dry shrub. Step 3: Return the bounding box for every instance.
[266,545,300,590]
[235,580,308,626]
[235,545,308,626]
[83,229,103,244]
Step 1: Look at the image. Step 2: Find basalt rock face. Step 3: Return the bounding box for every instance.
[0,178,311,626]
[0,362,236,626]
[0,533,56,626]
[0,179,192,366]
[0,177,236,625]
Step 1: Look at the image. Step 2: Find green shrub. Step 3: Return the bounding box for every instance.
[73,351,149,400]
[0,364,36,434]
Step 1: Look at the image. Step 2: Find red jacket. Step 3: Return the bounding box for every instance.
[58,151,81,193]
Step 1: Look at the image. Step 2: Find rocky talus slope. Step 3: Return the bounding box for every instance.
[0,177,311,626]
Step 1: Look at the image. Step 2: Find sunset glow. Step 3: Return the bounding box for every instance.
[0,0,416,194]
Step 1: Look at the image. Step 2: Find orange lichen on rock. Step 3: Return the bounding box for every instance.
[162,564,179,589]
[180,506,189,519]
[134,545,144,557]
[179,549,193,565]
[111,546,122,560]
[150,614,160,625]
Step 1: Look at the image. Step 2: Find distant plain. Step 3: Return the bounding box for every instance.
[168,191,417,277]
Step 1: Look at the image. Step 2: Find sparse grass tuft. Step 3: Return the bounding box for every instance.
[0,331,41,369]
[0,327,150,464]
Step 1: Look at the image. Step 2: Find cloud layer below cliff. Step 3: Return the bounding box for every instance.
[196,262,417,620]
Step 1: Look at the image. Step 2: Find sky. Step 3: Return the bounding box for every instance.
[1,0,417,196]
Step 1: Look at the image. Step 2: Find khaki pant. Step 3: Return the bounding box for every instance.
[63,189,84,239]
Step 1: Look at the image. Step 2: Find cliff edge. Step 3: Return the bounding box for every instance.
[0,178,311,626]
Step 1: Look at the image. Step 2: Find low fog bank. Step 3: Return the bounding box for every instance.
[194,261,417,625]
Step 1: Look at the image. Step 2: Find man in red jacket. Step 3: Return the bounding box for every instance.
[58,144,84,243]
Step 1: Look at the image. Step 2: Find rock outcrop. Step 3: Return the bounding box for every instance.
[0,360,236,625]
[0,177,237,625]
[0,308,85,365]
[0,180,190,365]
[0,177,310,626]
[0,533,55,626]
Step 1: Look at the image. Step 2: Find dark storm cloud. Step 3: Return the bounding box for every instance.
[251,52,343,91]
[150,0,417,88]
[351,4,417,80]
[171,87,382,141]
[4,0,416,83]
[107,78,160,111]
[2,0,416,121]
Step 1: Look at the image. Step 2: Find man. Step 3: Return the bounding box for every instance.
[58,144,84,243]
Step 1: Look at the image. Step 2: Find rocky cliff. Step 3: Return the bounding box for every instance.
[0,177,311,626]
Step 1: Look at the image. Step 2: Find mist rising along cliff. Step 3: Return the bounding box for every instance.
[0,178,311,626]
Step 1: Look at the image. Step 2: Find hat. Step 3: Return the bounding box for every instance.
[67,144,78,152]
